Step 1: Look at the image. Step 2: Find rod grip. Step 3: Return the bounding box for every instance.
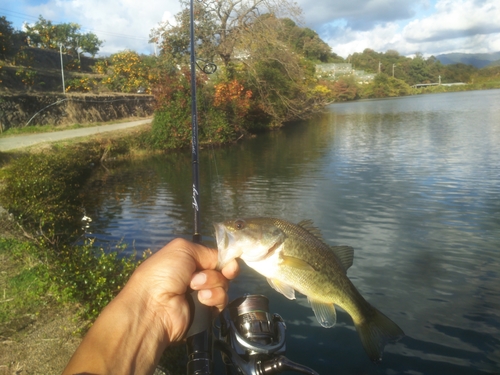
[186,290,213,375]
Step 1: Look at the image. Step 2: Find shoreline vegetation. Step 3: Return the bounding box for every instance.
[1,88,499,374]
[2,8,500,373]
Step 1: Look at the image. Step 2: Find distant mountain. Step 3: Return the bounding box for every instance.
[435,52,500,69]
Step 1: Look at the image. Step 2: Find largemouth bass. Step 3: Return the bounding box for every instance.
[215,217,404,362]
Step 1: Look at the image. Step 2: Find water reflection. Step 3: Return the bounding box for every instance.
[83,90,500,374]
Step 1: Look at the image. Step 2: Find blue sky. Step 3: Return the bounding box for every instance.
[1,0,499,57]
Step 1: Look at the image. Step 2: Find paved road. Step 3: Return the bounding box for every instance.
[0,118,152,152]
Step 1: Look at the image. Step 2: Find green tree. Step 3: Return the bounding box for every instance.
[24,15,103,57]
[442,63,476,83]
[0,16,14,58]
[231,13,327,126]
[280,19,339,63]
[361,73,412,98]
[408,52,431,85]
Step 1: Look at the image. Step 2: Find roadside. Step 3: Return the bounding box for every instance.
[0,117,152,152]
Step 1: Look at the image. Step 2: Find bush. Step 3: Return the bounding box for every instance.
[0,147,98,245]
[50,240,145,321]
[66,77,95,92]
[0,143,150,324]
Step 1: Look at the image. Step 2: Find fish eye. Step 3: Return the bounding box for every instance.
[235,219,246,230]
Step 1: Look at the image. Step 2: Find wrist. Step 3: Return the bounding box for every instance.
[63,281,169,374]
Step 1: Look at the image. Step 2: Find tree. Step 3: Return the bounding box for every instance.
[280,19,338,62]
[332,76,358,101]
[104,50,157,93]
[24,15,103,57]
[0,16,15,58]
[408,52,431,85]
[442,63,476,83]
[150,0,301,68]
[360,73,412,98]
[150,0,331,129]
[236,14,323,125]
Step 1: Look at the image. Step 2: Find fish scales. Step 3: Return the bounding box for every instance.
[215,217,404,362]
[268,218,370,315]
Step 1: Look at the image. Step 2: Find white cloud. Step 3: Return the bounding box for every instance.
[24,0,181,55]
[323,23,405,58]
[13,0,500,58]
[320,0,500,57]
[403,0,500,42]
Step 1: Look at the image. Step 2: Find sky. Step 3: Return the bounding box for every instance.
[1,0,500,58]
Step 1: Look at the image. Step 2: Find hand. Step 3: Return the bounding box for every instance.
[62,238,239,375]
[127,237,240,342]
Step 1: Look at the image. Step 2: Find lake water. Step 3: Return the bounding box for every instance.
[82,89,500,374]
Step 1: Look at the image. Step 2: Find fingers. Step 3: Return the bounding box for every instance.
[190,269,228,292]
[220,258,240,280]
[190,269,232,312]
[167,238,240,279]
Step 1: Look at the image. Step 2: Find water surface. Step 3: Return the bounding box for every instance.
[83,89,500,374]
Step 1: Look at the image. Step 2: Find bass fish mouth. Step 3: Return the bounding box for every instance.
[214,222,228,251]
[214,222,242,270]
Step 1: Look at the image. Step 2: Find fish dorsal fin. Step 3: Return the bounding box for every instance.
[297,219,323,238]
[297,220,354,271]
[267,278,296,300]
[308,298,337,328]
[331,245,354,271]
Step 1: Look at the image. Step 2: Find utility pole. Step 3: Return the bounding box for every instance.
[59,44,66,94]
[378,61,381,74]
[392,63,395,77]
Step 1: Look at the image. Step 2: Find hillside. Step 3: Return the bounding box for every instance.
[435,51,500,68]
[0,43,98,94]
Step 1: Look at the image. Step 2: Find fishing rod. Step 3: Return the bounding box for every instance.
[183,1,317,374]
[185,0,214,372]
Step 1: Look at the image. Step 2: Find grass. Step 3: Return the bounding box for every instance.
[0,123,85,137]
[0,237,63,327]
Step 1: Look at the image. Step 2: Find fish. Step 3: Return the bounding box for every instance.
[214,217,404,362]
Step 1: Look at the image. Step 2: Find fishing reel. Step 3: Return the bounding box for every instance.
[216,294,319,375]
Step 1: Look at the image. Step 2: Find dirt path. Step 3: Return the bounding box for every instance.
[0,118,152,152]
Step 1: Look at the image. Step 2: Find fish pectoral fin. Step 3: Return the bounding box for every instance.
[281,255,315,271]
[267,278,296,300]
[308,298,337,328]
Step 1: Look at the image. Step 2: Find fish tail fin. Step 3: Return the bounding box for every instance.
[354,306,404,362]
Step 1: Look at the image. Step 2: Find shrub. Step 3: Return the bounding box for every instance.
[15,68,37,88]
[0,147,98,246]
[50,240,146,321]
[66,77,95,92]
[91,59,109,74]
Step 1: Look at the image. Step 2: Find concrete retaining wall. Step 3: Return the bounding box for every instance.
[0,94,154,130]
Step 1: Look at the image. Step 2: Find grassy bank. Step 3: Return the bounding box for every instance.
[0,234,84,374]
[0,128,154,372]
[0,123,196,374]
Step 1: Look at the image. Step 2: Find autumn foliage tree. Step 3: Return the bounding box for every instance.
[104,51,157,93]
[213,79,253,129]
[150,0,333,132]
[24,15,103,57]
